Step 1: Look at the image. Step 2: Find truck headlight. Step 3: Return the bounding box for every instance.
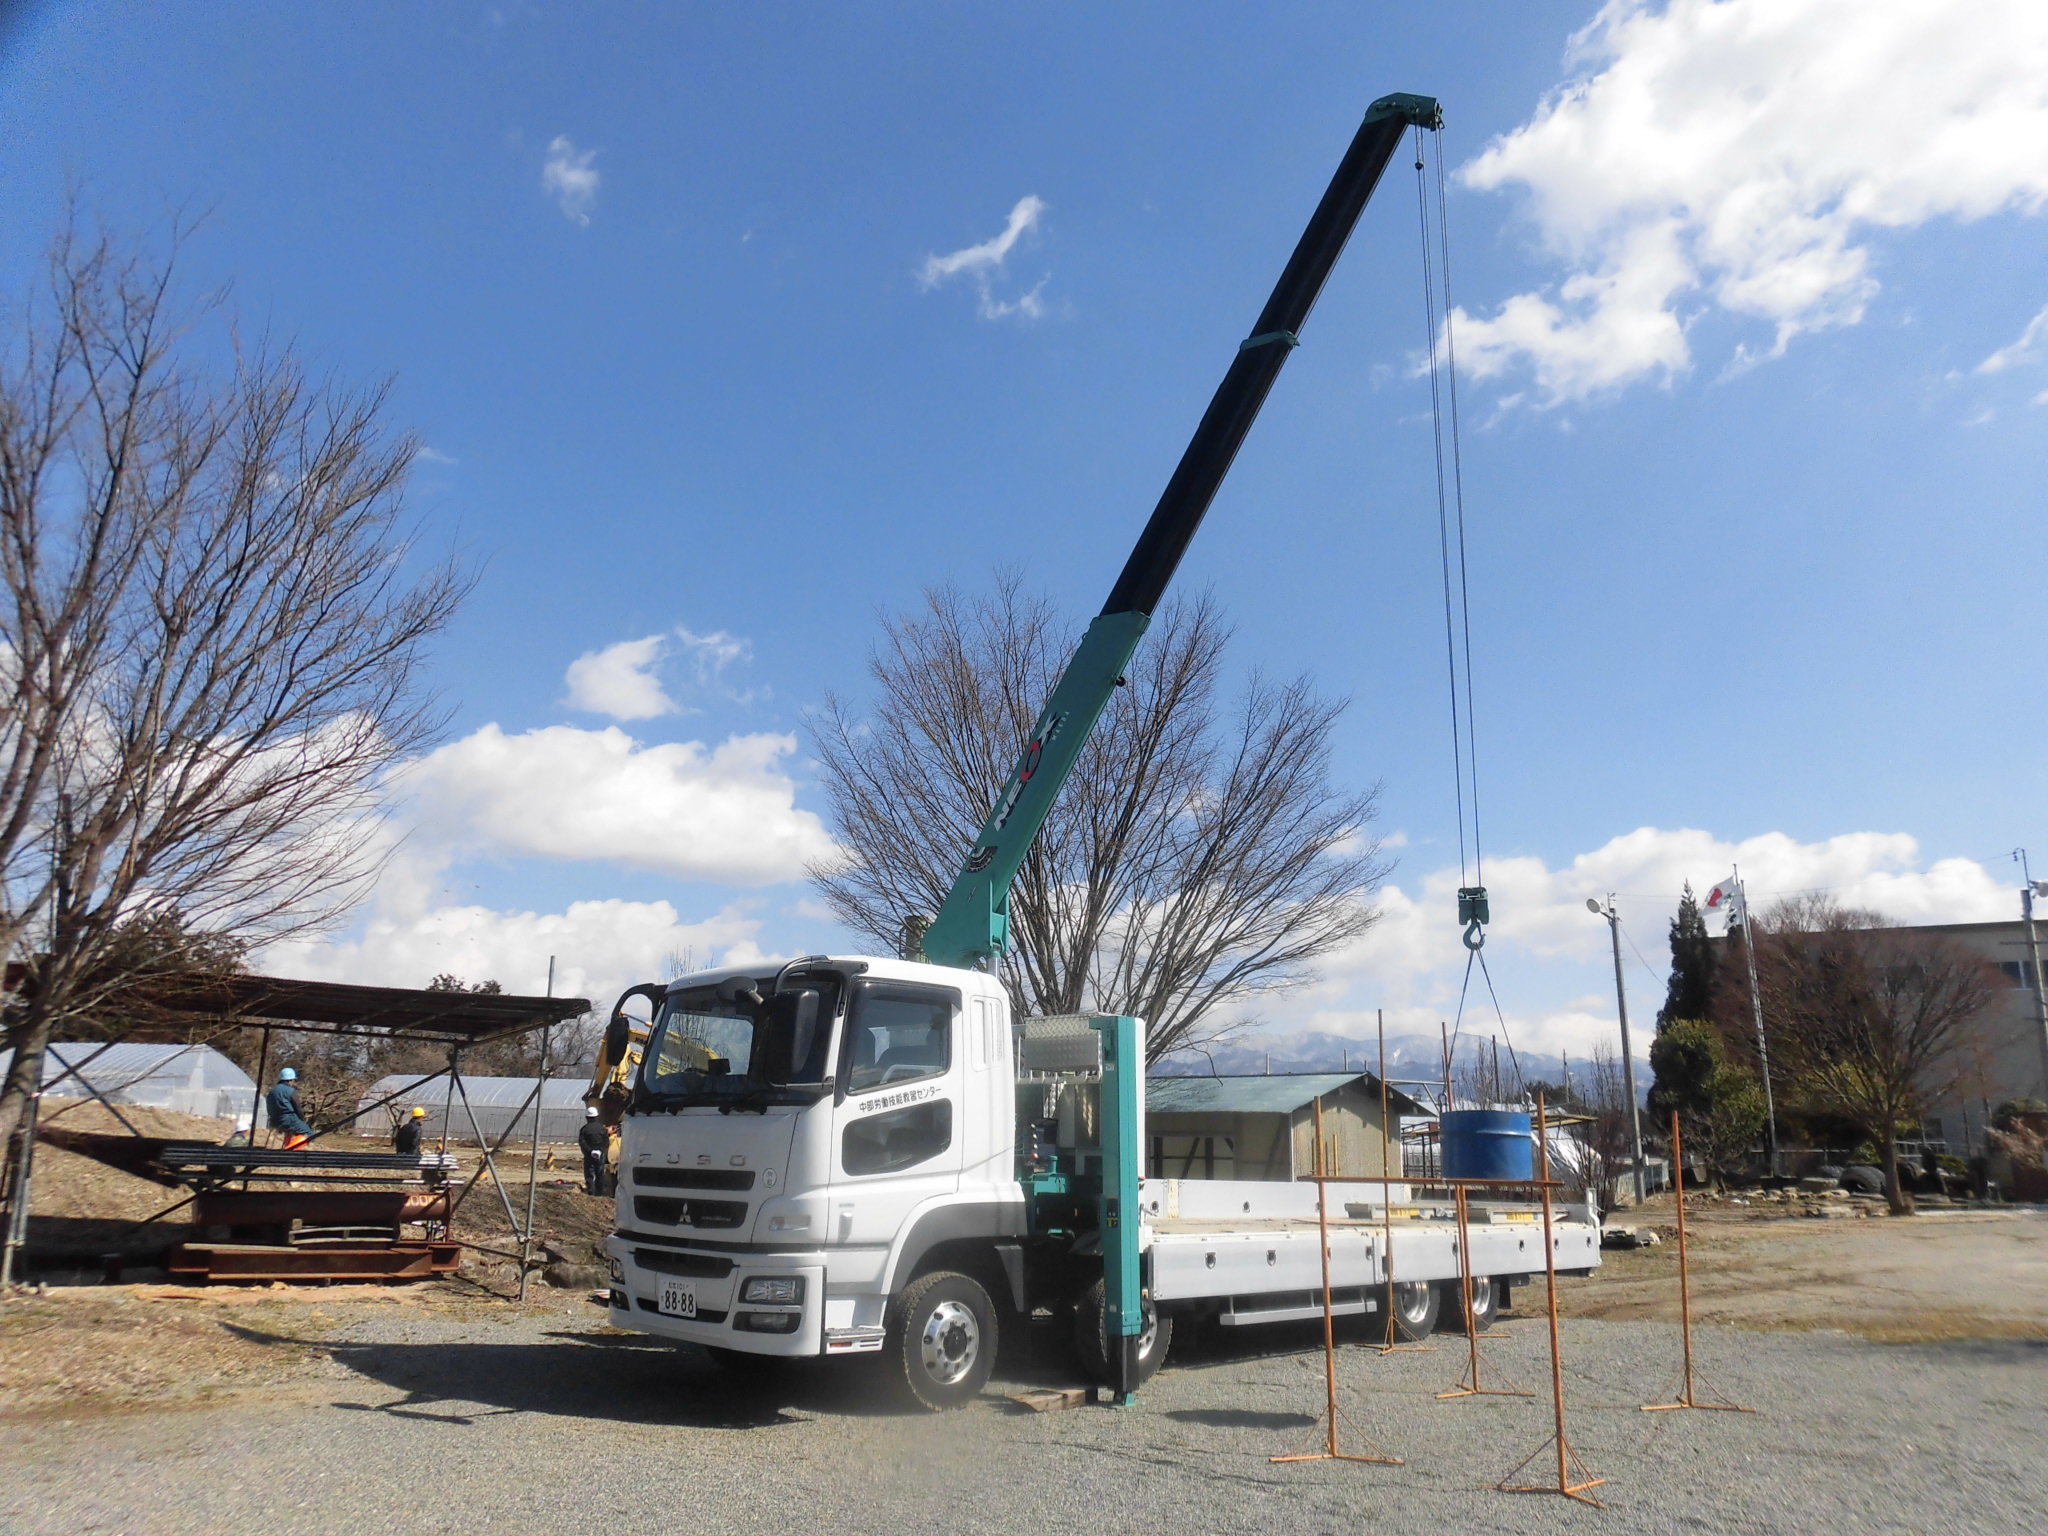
[739,1276,804,1305]
[609,1256,625,1282]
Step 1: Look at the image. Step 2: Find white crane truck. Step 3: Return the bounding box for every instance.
[599,92,1600,1408]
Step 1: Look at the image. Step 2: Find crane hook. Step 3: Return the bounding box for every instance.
[1457,886,1490,952]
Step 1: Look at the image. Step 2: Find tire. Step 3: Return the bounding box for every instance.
[1073,1277,1172,1388]
[1383,1279,1441,1341]
[1438,1275,1500,1334]
[1841,1165,1885,1195]
[891,1270,999,1411]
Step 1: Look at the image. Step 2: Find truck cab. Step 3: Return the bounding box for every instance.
[606,956,1029,1402]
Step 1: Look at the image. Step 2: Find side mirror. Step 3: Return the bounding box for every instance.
[603,1014,632,1066]
[755,988,823,1084]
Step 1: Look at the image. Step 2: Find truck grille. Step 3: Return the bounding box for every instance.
[633,1195,748,1229]
[633,1167,757,1191]
[632,1248,735,1279]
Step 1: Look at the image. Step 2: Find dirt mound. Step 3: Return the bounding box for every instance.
[19,1099,244,1267]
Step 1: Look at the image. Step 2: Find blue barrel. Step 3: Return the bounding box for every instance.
[1441,1109,1534,1181]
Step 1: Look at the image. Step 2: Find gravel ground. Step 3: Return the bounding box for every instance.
[3,1300,2043,1536]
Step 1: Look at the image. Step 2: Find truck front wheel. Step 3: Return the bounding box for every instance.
[1073,1277,1171,1388]
[892,1270,999,1410]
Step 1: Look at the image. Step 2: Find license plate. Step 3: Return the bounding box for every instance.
[658,1277,697,1318]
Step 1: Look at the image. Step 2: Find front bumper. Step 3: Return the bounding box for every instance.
[608,1238,826,1358]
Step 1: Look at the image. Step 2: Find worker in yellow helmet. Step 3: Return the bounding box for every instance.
[392,1104,428,1157]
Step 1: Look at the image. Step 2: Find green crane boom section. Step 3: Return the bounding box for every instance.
[921,91,1441,971]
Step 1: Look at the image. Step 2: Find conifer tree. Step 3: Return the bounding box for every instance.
[1655,883,1716,1030]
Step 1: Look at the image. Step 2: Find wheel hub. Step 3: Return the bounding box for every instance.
[920,1300,980,1385]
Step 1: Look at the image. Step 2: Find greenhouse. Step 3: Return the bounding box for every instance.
[356,1074,591,1144]
[2,1042,257,1123]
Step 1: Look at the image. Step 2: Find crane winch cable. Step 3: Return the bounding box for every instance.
[1411,124,1527,1102]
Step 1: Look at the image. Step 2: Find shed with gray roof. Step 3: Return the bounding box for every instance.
[1145,1071,1424,1181]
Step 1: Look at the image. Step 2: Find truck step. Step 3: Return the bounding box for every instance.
[1218,1288,1377,1327]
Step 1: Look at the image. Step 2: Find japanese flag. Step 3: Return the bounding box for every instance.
[1704,875,1745,922]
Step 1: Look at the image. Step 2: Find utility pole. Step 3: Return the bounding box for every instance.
[1587,895,1647,1205]
[2017,851,2048,1101]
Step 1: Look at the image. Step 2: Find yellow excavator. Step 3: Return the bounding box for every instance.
[583,983,664,1190]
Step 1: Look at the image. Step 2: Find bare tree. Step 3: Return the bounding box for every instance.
[1572,1047,1634,1212]
[0,221,468,1145]
[1750,898,1999,1214]
[809,576,1385,1061]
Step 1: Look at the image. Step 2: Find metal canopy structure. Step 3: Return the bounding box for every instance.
[0,969,594,1293]
[86,972,590,1044]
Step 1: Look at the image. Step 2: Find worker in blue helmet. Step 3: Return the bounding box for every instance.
[266,1066,314,1150]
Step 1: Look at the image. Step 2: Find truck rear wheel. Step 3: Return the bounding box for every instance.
[1438,1275,1499,1334]
[1073,1277,1171,1388]
[891,1270,998,1411]
[1383,1279,1440,1341]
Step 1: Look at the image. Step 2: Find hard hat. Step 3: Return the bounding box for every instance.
[410,1106,427,1118]
[586,1104,601,1117]
[279,1067,297,1081]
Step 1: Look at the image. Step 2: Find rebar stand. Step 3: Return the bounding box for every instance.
[1496,1094,1606,1507]
[1373,1012,1434,1355]
[1643,1111,1753,1414]
[1437,1183,1532,1399]
[1272,1100,1402,1467]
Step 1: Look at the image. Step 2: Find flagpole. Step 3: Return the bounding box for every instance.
[1733,865,1780,1177]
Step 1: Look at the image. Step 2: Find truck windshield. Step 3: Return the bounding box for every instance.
[637,975,840,1106]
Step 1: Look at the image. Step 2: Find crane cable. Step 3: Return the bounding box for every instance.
[1413,123,1525,1099]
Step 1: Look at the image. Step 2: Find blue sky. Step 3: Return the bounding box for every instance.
[4,1,2044,1056]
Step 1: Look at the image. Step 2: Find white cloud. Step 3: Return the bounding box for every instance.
[562,626,757,721]
[673,626,755,700]
[262,896,772,1010]
[1979,302,2048,373]
[398,723,837,886]
[1292,825,2012,1057]
[1453,0,2048,404]
[564,635,675,720]
[415,446,458,466]
[918,195,1050,320]
[542,135,600,225]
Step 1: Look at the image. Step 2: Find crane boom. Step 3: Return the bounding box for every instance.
[920,91,1440,970]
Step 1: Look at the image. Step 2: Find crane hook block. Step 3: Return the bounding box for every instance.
[1458,885,1489,951]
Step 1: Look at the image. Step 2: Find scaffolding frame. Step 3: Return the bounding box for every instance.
[0,971,588,1291]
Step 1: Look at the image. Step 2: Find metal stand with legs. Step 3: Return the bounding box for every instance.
[1496,1093,1607,1507]
[1644,1111,1753,1415]
[1437,1183,1531,1400]
[1272,1101,1402,1468]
